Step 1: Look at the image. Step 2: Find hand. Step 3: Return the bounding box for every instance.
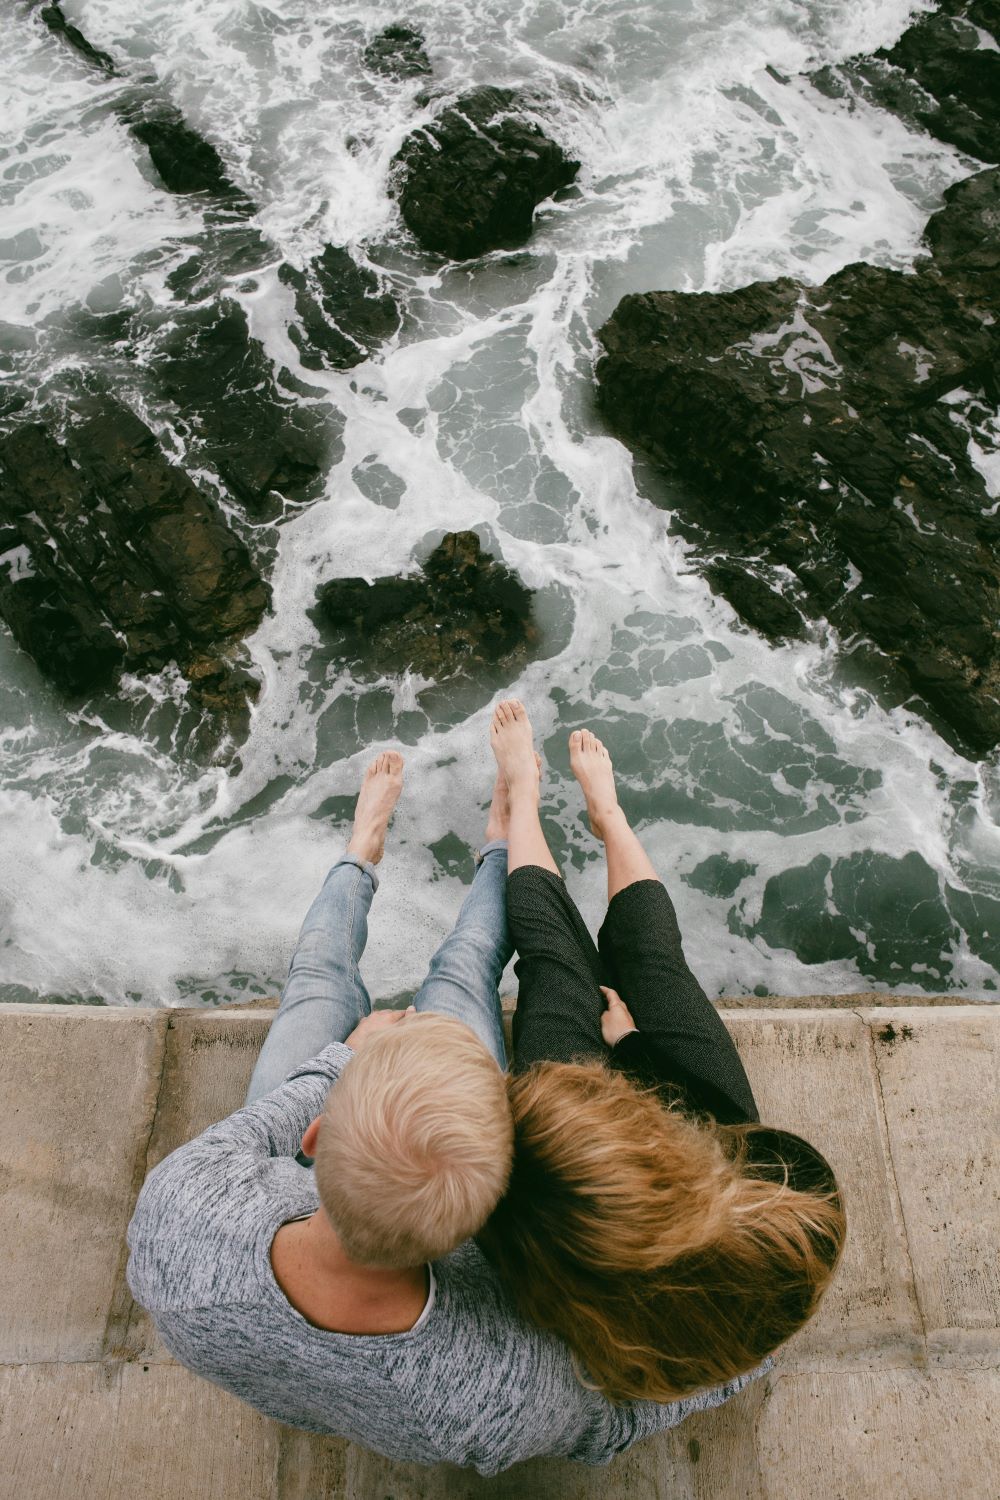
[600,986,638,1047]
[345,1005,416,1050]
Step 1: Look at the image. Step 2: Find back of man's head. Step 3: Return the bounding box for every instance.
[314,1013,513,1268]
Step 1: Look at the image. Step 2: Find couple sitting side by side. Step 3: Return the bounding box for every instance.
[127,699,846,1476]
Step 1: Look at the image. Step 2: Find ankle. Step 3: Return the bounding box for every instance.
[507,772,540,803]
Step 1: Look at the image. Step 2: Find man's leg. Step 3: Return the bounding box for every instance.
[245,752,404,1104]
[410,770,514,1069]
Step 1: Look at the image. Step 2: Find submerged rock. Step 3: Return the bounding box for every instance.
[278,246,400,371]
[811,0,1000,162]
[315,530,536,678]
[157,300,334,511]
[596,166,1000,755]
[37,2,250,202]
[0,406,270,700]
[392,87,579,259]
[39,1,117,75]
[126,108,247,199]
[362,24,432,80]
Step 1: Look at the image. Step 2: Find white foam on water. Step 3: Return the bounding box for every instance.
[1,0,998,1005]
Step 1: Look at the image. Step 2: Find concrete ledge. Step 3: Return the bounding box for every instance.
[0,1003,996,1499]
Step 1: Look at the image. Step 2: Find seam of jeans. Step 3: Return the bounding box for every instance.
[346,862,367,1025]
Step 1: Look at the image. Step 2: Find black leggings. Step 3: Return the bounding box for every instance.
[506,865,758,1124]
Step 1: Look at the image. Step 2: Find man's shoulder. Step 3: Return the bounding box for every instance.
[127,1137,314,1314]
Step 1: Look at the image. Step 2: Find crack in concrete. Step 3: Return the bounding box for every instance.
[855,1009,930,1360]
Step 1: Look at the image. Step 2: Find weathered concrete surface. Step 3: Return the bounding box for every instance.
[0,1003,996,1500]
[0,1007,166,1363]
[863,1008,1000,1366]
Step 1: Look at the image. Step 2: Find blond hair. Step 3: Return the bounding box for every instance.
[314,1013,513,1269]
[477,1061,845,1402]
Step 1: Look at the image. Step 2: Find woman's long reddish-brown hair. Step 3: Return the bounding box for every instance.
[477,1061,846,1403]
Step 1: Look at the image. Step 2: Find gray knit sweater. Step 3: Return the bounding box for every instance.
[126,1042,764,1476]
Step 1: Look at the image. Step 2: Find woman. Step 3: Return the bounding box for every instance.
[481,699,846,1403]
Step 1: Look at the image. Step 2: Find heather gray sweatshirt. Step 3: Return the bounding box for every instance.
[126,1042,764,1477]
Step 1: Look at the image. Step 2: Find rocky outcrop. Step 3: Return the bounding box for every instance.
[278,247,400,371]
[362,24,431,80]
[391,87,579,259]
[315,531,536,678]
[0,405,269,700]
[155,300,337,512]
[811,0,999,162]
[38,1,250,203]
[596,167,1000,755]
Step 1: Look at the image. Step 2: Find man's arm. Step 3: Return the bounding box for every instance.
[126,1041,355,1312]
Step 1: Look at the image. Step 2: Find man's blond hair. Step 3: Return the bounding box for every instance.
[314,1013,513,1268]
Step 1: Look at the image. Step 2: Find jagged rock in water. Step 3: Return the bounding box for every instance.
[0,519,124,692]
[315,531,536,678]
[39,1,117,74]
[126,108,246,199]
[0,406,270,701]
[595,166,1000,756]
[362,24,432,79]
[37,2,251,203]
[391,87,579,259]
[157,300,333,510]
[810,0,1000,162]
[279,246,400,370]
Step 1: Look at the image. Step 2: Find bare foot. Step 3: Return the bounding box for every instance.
[490,699,540,795]
[347,751,404,865]
[484,753,542,842]
[569,729,621,842]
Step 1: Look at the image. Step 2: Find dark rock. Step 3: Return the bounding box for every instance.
[810,0,1000,162]
[363,24,432,79]
[157,300,333,510]
[68,405,270,642]
[391,87,579,259]
[279,246,400,370]
[0,519,124,692]
[315,530,536,678]
[704,562,807,643]
[39,1,117,75]
[128,109,245,199]
[184,653,261,721]
[0,407,270,697]
[35,2,250,204]
[596,166,1000,755]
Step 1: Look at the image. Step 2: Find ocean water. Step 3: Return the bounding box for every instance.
[2,0,999,1008]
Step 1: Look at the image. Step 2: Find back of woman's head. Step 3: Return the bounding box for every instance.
[477,1061,846,1403]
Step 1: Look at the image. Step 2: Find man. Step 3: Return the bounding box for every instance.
[127,747,757,1476]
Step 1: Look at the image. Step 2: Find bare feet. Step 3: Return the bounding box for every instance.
[347,751,404,865]
[484,754,542,843]
[569,729,622,842]
[490,699,540,795]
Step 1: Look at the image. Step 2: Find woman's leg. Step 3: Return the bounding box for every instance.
[569,729,659,902]
[491,700,607,1069]
[244,752,404,1103]
[568,730,755,1114]
[410,771,514,1068]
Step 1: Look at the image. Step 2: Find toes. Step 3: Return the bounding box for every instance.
[385,751,404,774]
[569,729,582,750]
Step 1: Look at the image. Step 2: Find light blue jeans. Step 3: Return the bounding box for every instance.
[245,840,511,1104]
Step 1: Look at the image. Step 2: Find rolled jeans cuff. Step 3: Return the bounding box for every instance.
[334,850,380,893]
[475,838,509,865]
